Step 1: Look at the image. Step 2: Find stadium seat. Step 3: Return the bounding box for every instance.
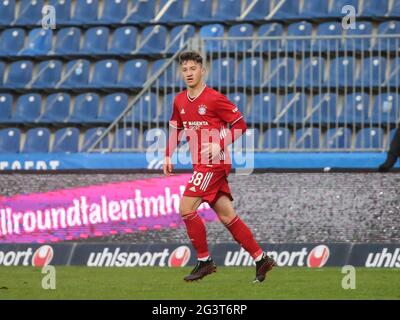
[67,93,100,123]
[227,24,254,52]
[54,27,81,55]
[371,93,400,125]
[0,61,4,85]
[31,60,62,89]
[0,128,20,153]
[156,0,184,23]
[213,0,241,21]
[227,93,247,114]
[199,24,225,52]
[88,59,119,88]
[356,57,387,87]
[20,28,53,56]
[151,59,178,88]
[47,0,72,25]
[112,127,140,150]
[4,60,33,89]
[100,0,128,23]
[165,25,195,54]
[71,0,99,24]
[137,25,167,54]
[37,93,71,123]
[0,0,15,26]
[58,59,90,89]
[247,93,277,124]
[22,127,51,153]
[0,94,13,123]
[12,93,42,123]
[157,93,174,123]
[323,128,352,149]
[0,28,26,58]
[237,57,264,88]
[294,128,320,149]
[325,57,356,88]
[81,127,109,152]
[253,23,283,53]
[344,21,373,52]
[14,0,43,26]
[286,21,313,53]
[355,128,384,149]
[295,58,325,88]
[263,57,295,88]
[387,58,400,88]
[128,93,158,123]
[81,27,109,55]
[312,22,343,53]
[114,59,148,89]
[389,0,400,18]
[209,58,235,89]
[275,93,308,125]
[262,128,291,149]
[234,127,260,150]
[143,128,167,150]
[183,0,213,23]
[109,26,137,54]
[361,0,389,18]
[52,127,79,153]
[270,0,299,20]
[306,94,338,125]
[240,0,270,21]
[375,21,400,53]
[300,0,329,18]
[329,0,359,18]
[338,93,370,125]
[124,0,156,24]
[97,93,128,123]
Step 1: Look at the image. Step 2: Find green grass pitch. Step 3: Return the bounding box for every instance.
[0,267,399,300]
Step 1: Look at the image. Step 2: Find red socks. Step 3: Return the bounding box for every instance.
[182,212,209,259]
[225,216,263,259]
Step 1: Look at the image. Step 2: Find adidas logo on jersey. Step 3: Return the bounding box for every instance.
[189,186,197,192]
[180,108,185,114]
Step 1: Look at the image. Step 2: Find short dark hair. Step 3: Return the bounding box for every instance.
[179,51,203,65]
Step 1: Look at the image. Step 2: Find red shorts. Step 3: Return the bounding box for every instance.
[183,169,233,207]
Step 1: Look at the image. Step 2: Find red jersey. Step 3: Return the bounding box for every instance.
[169,85,244,174]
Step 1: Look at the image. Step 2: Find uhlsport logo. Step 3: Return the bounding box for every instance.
[168,246,191,267]
[307,245,330,268]
[32,245,54,267]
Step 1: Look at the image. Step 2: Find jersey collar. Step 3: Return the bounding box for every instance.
[187,84,207,102]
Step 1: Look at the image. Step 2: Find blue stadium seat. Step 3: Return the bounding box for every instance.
[81,127,108,152]
[389,0,400,18]
[20,28,53,56]
[240,0,270,21]
[199,24,225,52]
[4,60,33,89]
[22,128,51,153]
[47,0,71,25]
[143,128,167,150]
[151,59,178,88]
[97,93,128,123]
[270,0,299,20]
[157,0,184,23]
[263,57,295,88]
[81,27,109,55]
[371,93,400,125]
[329,0,359,18]
[100,0,128,23]
[312,22,343,53]
[301,0,329,18]
[38,93,71,123]
[14,0,43,26]
[387,58,400,88]
[248,93,277,124]
[0,61,4,85]
[254,23,283,53]
[137,25,167,54]
[375,21,400,52]
[0,128,20,153]
[158,93,174,123]
[67,93,100,123]
[227,93,247,114]
[355,128,384,149]
[234,127,260,150]
[362,0,389,18]
[88,59,119,88]
[52,127,79,153]
[213,0,241,21]
[294,128,320,149]
[183,0,213,23]
[338,93,370,124]
[275,93,308,125]
[109,26,137,54]
[71,0,99,24]
[344,21,373,52]
[31,60,62,89]
[128,93,158,123]
[325,57,356,88]
[113,127,140,150]
[0,94,13,123]
[295,57,325,88]
[237,57,264,88]
[124,0,155,24]
[262,128,291,149]
[209,58,235,89]
[227,24,254,52]
[12,93,42,123]
[0,0,15,26]
[286,21,313,53]
[58,59,90,89]
[306,94,338,125]
[165,25,195,54]
[356,57,387,87]
[0,28,26,58]
[114,59,148,89]
[323,128,352,149]
[54,27,81,55]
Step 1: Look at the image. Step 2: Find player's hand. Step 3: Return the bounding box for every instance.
[201,142,221,163]
[163,157,174,176]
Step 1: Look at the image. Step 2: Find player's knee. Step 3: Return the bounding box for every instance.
[179,203,192,216]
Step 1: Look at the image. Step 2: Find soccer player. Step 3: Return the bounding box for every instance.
[163,51,275,282]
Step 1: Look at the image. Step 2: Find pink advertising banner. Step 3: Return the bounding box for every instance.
[0,174,217,243]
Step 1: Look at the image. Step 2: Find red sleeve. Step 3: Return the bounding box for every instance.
[214,93,244,126]
[219,117,247,150]
[169,98,184,129]
[166,98,184,157]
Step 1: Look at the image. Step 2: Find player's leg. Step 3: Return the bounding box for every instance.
[179,195,217,281]
[212,195,276,283]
